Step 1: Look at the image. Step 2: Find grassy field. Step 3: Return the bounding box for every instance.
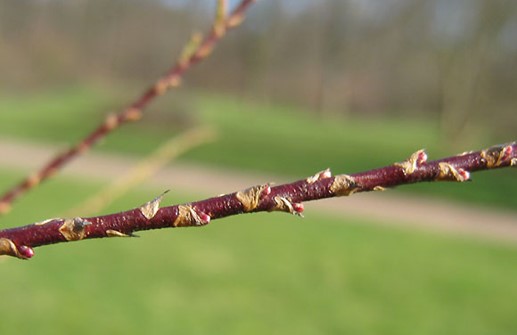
[0,87,515,210]
[0,168,516,335]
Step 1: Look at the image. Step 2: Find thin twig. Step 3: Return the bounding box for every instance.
[0,142,514,259]
[0,0,256,215]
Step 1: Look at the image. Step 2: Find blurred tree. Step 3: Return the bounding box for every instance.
[436,0,516,145]
[0,0,515,139]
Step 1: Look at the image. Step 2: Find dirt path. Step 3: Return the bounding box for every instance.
[0,137,516,244]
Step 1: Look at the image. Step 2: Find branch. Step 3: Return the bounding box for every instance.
[1,142,514,260]
[0,0,256,215]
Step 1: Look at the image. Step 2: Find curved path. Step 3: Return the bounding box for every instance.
[0,138,515,244]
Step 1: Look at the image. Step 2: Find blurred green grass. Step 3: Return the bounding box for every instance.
[0,86,515,211]
[0,168,516,335]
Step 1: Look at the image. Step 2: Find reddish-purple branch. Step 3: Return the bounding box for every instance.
[0,0,256,215]
[1,142,514,260]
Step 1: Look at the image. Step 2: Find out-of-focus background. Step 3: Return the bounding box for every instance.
[0,0,516,334]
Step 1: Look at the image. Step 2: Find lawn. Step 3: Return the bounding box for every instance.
[0,87,517,209]
[0,168,516,334]
[0,87,514,210]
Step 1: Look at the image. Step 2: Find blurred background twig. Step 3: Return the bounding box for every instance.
[0,0,254,215]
